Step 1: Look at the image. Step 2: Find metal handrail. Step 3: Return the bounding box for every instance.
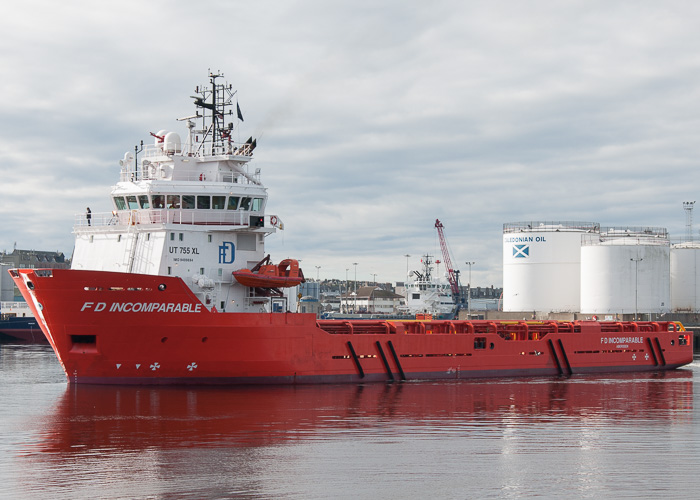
[118,169,256,183]
[504,221,600,233]
[74,209,282,230]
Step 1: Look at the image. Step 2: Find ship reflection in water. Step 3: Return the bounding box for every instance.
[13,366,696,499]
[38,373,694,450]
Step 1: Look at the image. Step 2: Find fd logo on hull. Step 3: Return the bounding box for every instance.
[219,241,235,264]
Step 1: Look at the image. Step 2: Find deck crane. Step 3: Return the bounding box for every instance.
[434,219,461,314]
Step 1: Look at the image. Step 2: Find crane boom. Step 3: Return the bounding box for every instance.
[434,219,460,309]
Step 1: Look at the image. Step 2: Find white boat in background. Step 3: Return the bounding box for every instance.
[400,254,456,318]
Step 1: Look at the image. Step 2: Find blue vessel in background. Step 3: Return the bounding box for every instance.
[0,301,45,343]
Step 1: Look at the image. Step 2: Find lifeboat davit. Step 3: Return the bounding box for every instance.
[233,255,305,288]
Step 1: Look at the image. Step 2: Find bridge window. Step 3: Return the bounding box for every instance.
[126,196,139,209]
[251,198,264,211]
[182,195,195,209]
[167,195,180,209]
[153,195,165,209]
[197,196,211,209]
[138,195,150,209]
[113,196,126,210]
[212,196,226,209]
[240,197,251,210]
[227,196,240,210]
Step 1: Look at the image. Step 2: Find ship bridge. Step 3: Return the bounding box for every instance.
[70,71,291,315]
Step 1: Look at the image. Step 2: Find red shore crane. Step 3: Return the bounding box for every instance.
[434,219,461,311]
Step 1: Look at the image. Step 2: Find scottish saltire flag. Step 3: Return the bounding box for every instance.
[513,244,529,258]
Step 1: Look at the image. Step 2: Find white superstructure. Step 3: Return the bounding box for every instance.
[400,255,455,317]
[502,221,599,313]
[580,227,670,316]
[71,73,294,313]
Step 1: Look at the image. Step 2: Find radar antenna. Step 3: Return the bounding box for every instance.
[190,71,240,155]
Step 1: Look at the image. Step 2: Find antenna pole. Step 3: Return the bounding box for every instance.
[210,72,219,153]
[134,140,143,180]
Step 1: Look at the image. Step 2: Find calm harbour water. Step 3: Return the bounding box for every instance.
[1,344,698,499]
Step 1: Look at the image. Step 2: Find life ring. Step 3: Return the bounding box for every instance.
[199,173,206,181]
[270,215,278,226]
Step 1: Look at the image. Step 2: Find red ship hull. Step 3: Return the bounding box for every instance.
[9,268,694,385]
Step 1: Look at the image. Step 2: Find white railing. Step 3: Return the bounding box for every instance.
[581,234,670,247]
[504,221,600,233]
[581,226,669,246]
[1,301,34,317]
[118,141,256,183]
[74,210,282,230]
[132,142,255,160]
[140,141,255,159]
[118,168,257,184]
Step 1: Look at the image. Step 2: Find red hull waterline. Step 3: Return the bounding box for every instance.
[9,268,694,385]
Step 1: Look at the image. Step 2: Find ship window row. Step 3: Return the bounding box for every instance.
[113,195,264,212]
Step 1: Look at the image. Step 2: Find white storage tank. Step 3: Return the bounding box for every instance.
[503,221,599,313]
[580,227,670,316]
[670,242,700,312]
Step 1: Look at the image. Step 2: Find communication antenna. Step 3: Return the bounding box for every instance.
[683,201,695,242]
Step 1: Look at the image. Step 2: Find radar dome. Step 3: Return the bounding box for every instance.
[119,151,134,167]
[164,132,182,154]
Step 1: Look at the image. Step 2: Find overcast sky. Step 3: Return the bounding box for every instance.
[2,1,700,286]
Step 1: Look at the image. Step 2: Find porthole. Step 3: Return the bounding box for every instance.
[158,284,167,291]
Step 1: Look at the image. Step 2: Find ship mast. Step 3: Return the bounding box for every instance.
[191,71,239,155]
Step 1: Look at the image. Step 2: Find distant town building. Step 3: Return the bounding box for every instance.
[340,286,404,314]
[1,249,70,302]
[298,279,502,317]
[0,249,70,269]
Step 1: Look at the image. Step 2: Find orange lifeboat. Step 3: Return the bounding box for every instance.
[233,255,305,288]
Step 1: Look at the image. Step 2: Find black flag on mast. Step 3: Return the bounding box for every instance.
[237,102,244,121]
